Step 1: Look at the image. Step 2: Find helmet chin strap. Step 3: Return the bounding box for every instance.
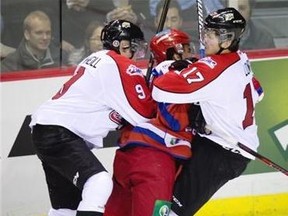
[216,45,225,55]
[216,41,229,55]
[130,52,135,59]
[217,38,238,55]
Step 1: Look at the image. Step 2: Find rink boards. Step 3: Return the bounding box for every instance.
[1,52,288,216]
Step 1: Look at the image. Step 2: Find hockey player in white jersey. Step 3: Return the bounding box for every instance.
[29,20,155,216]
[151,8,264,216]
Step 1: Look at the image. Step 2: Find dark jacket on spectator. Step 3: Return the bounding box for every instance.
[1,39,63,73]
[240,21,275,50]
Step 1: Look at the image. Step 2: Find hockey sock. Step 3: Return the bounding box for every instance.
[76,211,103,216]
[77,171,113,213]
[48,208,76,216]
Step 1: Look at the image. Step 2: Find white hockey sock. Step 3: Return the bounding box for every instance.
[48,208,76,216]
[77,171,113,213]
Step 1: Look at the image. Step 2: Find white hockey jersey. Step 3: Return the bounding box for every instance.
[152,51,264,159]
[30,50,156,148]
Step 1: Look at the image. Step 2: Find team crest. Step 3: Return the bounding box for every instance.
[126,64,143,76]
[122,21,131,28]
[199,57,217,68]
[109,110,122,125]
[224,13,234,21]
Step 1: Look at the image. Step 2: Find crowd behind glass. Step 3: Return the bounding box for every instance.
[1,0,287,73]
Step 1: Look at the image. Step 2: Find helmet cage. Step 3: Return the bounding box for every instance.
[201,27,236,44]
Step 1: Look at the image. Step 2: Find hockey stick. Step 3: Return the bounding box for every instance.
[196,0,205,58]
[237,143,288,176]
[206,124,288,176]
[145,0,171,85]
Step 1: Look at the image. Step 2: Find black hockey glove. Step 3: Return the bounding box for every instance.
[117,117,129,130]
[186,57,199,63]
[168,59,191,71]
[109,110,129,130]
[188,103,211,135]
[168,57,199,71]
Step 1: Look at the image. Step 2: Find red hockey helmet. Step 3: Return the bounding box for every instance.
[150,28,191,63]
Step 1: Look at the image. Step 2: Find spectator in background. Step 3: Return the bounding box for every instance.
[105,1,153,45]
[150,0,224,20]
[1,0,60,49]
[104,1,157,59]
[154,0,183,31]
[142,0,185,44]
[68,20,104,65]
[224,0,276,50]
[149,0,225,54]
[147,0,199,53]
[106,0,138,24]
[61,0,106,55]
[1,10,63,73]
[0,13,16,60]
[0,43,16,61]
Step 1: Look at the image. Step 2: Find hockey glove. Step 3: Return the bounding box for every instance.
[168,57,198,71]
[168,59,191,71]
[188,104,211,135]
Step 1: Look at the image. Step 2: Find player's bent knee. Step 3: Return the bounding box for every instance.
[77,171,113,213]
[152,200,171,216]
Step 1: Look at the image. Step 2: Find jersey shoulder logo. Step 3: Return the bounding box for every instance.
[199,57,217,69]
[126,64,143,77]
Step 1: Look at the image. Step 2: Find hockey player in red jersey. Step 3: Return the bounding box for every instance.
[30,20,155,216]
[151,8,264,216]
[104,28,196,216]
[148,28,197,85]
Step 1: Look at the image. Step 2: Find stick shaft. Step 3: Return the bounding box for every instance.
[237,143,288,176]
[196,0,205,58]
[145,0,171,85]
[206,124,288,176]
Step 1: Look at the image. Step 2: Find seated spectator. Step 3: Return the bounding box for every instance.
[149,0,224,21]
[0,43,16,60]
[154,0,183,31]
[1,0,60,49]
[0,13,16,59]
[1,10,64,73]
[224,0,276,50]
[106,1,138,24]
[105,0,152,45]
[141,0,184,44]
[61,0,106,55]
[145,0,198,54]
[68,20,104,65]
